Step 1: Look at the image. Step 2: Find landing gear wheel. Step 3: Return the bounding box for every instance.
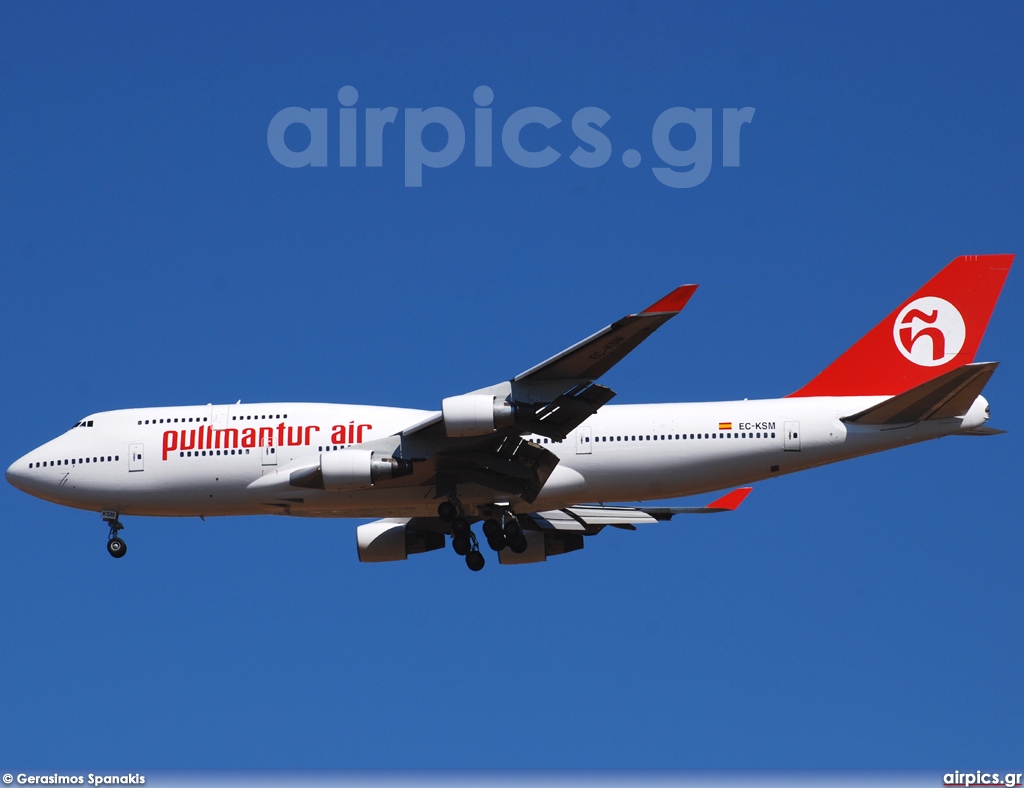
[452,535,471,556]
[487,536,506,552]
[465,551,485,572]
[438,501,458,523]
[509,535,528,554]
[503,519,523,539]
[450,517,470,536]
[482,519,502,539]
[107,538,127,558]
[104,515,125,558]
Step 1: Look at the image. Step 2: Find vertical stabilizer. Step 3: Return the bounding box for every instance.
[789,254,1012,397]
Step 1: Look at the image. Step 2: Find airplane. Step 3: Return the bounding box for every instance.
[6,254,1013,571]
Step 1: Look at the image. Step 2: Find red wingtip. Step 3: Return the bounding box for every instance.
[707,487,753,511]
[641,284,698,314]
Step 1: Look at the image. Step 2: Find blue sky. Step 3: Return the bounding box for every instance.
[1,1,1021,772]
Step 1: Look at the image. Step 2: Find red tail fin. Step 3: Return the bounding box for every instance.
[789,254,1013,397]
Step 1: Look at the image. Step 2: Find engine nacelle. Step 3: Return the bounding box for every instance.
[441,393,516,437]
[357,520,445,562]
[321,450,412,491]
[498,531,585,565]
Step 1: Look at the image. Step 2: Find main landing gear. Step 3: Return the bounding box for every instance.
[102,511,127,558]
[438,495,485,572]
[482,514,528,555]
[438,496,529,571]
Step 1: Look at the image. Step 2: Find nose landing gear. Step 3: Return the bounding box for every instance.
[102,511,127,558]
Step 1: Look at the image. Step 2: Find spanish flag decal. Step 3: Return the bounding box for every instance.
[718,422,732,430]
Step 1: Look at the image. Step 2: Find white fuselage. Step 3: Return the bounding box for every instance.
[6,394,990,520]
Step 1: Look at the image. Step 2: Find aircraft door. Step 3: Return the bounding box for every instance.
[576,426,593,455]
[129,443,145,471]
[212,405,229,430]
[262,446,277,466]
[784,421,801,452]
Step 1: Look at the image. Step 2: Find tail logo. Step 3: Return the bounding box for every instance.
[893,296,966,367]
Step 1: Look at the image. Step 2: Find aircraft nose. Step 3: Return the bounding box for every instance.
[6,456,30,492]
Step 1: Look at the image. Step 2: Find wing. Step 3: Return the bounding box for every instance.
[391,284,698,501]
[527,488,754,531]
[512,285,699,386]
[355,489,752,563]
[285,285,698,505]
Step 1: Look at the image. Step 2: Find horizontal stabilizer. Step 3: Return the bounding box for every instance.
[843,362,998,425]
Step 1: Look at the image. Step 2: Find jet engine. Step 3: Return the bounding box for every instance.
[321,450,413,490]
[357,520,445,562]
[441,393,516,437]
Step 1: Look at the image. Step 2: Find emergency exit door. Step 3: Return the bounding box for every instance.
[783,422,801,452]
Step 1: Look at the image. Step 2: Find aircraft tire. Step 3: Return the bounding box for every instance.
[107,538,127,558]
[465,551,485,572]
[452,535,471,556]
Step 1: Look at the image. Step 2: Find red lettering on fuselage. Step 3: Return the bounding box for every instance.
[214,428,239,449]
[160,421,373,460]
[162,431,177,461]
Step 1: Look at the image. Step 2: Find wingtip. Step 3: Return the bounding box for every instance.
[641,284,698,314]
[706,487,753,511]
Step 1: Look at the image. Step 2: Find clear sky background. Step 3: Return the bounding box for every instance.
[1,1,1021,771]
